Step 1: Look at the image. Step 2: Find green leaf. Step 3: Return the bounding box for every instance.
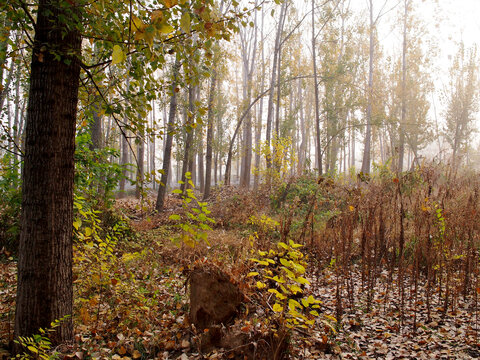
[172,189,183,194]
[169,214,181,221]
[112,45,125,65]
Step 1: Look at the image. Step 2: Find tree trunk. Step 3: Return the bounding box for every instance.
[119,66,131,198]
[204,69,217,199]
[156,59,179,211]
[265,2,287,175]
[14,0,81,350]
[398,0,408,173]
[311,0,322,175]
[150,100,156,190]
[197,131,204,193]
[298,75,306,173]
[361,0,374,174]
[180,85,195,192]
[135,128,145,199]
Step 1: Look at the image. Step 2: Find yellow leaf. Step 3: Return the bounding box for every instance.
[349,205,355,212]
[180,12,191,34]
[158,23,174,34]
[289,240,303,248]
[256,281,266,289]
[288,299,302,310]
[296,276,310,285]
[280,258,291,268]
[131,16,145,32]
[73,219,81,230]
[272,303,283,312]
[268,288,286,300]
[289,284,303,294]
[112,45,125,65]
[247,272,259,277]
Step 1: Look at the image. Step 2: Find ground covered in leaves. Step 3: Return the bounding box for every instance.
[2,175,480,359]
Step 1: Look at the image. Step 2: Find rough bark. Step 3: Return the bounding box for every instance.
[14,0,81,350]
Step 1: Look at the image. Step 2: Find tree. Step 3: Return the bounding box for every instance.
[443,44,479,168]
[14,0,81,349]
[156,59,180,211]
[203,66,217,199]
[360,0,396,173]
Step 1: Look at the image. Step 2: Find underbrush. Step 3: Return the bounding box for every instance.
[274,165,480,336]
[4,164,480,359]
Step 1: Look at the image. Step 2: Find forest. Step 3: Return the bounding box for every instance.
[1,0,480,358]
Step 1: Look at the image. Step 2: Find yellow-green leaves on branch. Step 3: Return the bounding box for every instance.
[249,240,336,331]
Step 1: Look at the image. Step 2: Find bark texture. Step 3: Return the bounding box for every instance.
[14,0,81,349]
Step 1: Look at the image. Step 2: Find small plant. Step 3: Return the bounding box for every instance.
[169,172,215,247]
[14,316,69,360]
[248,214,279,245]
[249,239,336,331]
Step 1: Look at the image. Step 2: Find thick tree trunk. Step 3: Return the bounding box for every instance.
[156,59,179,211]
[14,0,81,350]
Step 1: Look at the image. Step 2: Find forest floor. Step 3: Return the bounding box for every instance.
[1,189,480,359]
